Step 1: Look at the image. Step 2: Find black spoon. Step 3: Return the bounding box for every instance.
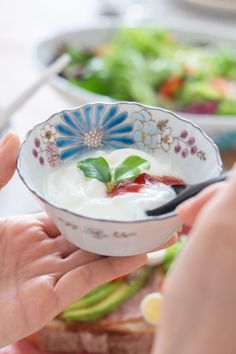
[146,172,229,217]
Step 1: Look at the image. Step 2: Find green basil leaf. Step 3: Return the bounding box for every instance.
[77,157,112,183]
[114,155,150,183]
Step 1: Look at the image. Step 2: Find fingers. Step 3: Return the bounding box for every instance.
[10,212,60,238]
[159,233,178,249]
[223,164,236,204]
[58,249,101,274]
[20,248,99,280]
[0,131,20,188]
[54,254,147,311]
[36,213,60,238]
[32,236,78,260]
[150,233,178,253]
[177,168,236,228]
[53,235,78,258]
[177,182,226,226]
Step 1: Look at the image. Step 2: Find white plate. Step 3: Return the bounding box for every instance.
[183,0,236,13]
[35,25,236,150]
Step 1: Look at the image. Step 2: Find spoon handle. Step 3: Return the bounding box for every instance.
[146,172,229,217]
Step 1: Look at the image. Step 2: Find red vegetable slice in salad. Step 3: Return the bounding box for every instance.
[159,76,183,99]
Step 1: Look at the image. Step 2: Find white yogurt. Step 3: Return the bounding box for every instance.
[45,149,178,221]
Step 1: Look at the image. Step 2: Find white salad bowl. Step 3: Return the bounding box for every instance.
[17,102,222,256]
[35,25,236,150]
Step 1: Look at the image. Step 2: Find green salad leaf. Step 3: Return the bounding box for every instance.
[217,100,236,115]
[62,28,236,115]
[77,155,150,188]
[179,80,222,105]
[77,157,112,184]
[114,155,150,183]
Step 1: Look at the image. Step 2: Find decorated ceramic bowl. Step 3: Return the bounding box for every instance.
[17,102,222,256]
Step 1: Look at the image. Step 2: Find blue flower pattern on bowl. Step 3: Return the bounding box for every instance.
[32,104,207,166]
[131,110,158,150]
[55,104,133,160]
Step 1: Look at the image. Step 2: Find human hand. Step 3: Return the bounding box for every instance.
[0,340,47,354]
[0,212,147,348]
[0,132,177,349]
[0,132,147,347]
[177,181,226,226]
[0,131,20,188]
[155,172,236,354]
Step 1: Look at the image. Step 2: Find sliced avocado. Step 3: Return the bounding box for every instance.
[66,280,122,311]
[61,266,152,322]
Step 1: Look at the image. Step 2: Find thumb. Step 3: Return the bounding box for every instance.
[0,131,20,188]
[177,182,226,226]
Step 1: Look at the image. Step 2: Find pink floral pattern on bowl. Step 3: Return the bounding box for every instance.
[131,109,206,160]
[32,133,60,167]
